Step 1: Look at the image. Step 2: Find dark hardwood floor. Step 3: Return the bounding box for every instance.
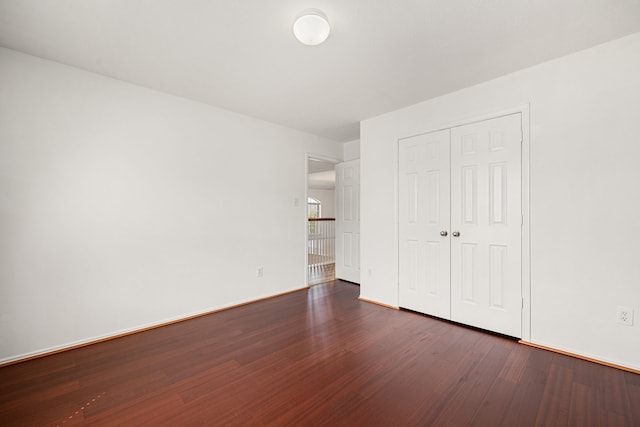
[1,280,638,426]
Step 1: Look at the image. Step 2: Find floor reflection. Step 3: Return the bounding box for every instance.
[307,263,335,286]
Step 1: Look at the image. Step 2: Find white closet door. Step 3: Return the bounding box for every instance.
[398,130,451,318]
[450,113,522,337]
[335,160,360,284]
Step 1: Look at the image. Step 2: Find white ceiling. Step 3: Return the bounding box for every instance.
[308,158,335,174]
[308,170,336,190]
[308,159,335,189]
[1,1,639,142]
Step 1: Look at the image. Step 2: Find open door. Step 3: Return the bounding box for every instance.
[335,160,360,284]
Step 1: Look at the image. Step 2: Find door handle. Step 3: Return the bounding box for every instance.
[440,230,448,237]
[452,231,460,237]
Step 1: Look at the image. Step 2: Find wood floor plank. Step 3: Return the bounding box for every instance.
[471,377,520,426]
[627,382,640,424]
[534,363,574,426]
[427,338,511,426]
[570,381,601,427]
[498,342,531,384]
[492,346,555,425]
[1,280,638,426]
[593,366,634,426]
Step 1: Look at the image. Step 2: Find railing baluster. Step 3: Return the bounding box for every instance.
[307,218,335,268]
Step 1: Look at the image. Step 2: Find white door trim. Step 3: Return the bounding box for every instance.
[395,105,531,341]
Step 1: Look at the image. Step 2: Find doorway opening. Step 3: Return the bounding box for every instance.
[307,157,337,285]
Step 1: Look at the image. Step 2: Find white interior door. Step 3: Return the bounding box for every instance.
[450,113,522,337]
[398,130,451,318]
[336,160,360,284]
[397,113,523,337]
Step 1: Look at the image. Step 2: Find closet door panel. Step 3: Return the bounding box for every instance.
[398,130,451,319]
[450,113,522,337]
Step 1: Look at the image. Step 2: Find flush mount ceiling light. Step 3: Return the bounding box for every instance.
[293,9,330,46]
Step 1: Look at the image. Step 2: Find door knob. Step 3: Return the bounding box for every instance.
[440,231,448,237]
[452,231,460,237]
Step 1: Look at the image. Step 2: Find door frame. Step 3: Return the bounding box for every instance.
[395,105,531,341]
[305,153,341,287]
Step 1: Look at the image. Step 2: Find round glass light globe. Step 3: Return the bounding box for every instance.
[293,10,330,46]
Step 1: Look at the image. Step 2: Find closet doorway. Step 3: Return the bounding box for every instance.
[398,113,524,337]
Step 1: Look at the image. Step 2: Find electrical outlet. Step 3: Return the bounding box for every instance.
[616,306,634,326]
[257,267,263,278]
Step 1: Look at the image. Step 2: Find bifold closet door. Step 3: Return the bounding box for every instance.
[398,129,451,319]
[450,113,522,337]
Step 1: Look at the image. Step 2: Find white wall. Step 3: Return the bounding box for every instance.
[361,33,640,370]
[308,189,335,218]
[0,48,341,363]
[342,139,360,161]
